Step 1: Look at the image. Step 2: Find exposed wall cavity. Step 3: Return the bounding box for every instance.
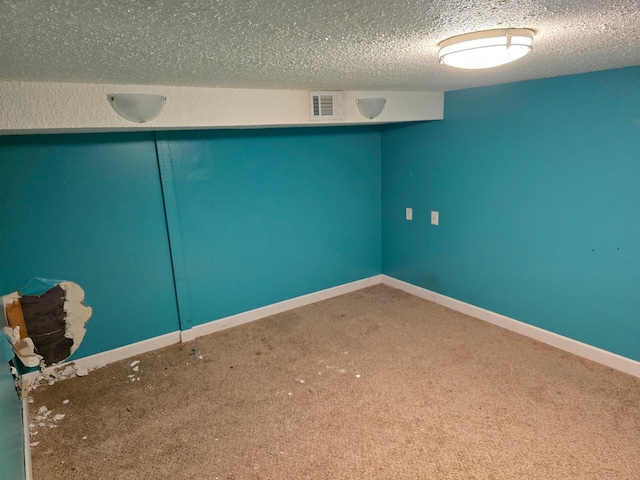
[1,278,92,368]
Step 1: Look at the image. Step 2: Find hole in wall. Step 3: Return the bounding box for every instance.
[2,278,92,370]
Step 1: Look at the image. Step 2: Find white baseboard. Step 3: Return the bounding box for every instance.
[382,275,640,379]
[22,398,32,480]
[21,276,383,384]
[23,274,638,385]
[179,329,196,343]
[189,275,383,340]
[22,331,181,384]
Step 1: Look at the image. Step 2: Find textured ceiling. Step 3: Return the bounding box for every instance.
[1,0,639,92]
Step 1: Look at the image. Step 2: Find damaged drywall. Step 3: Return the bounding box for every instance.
[28,362,91,392]
[1,278,92,368]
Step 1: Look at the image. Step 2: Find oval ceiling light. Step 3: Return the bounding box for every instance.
[438,29,534,69]
[108,93,166,123]
[356,98,386,119]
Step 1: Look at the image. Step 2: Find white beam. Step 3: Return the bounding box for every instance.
[0,81,444,135]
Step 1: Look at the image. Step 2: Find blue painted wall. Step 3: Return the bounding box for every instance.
[159,127,381,325]
[381,66,640,361]
[0,339,24,480]
[0,133,180,358]
[0,127,380,351]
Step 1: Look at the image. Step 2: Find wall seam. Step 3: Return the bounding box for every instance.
[154,132,192,332]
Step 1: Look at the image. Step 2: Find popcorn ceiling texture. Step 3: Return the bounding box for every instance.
[1,0,639,91]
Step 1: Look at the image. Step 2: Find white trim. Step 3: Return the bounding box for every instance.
[180,329,197,343]
[22,331,181,384]
[0,82,444,134]
[22,272,636,382]
[382,275,640,379]
[188,275,383,340]
[21,276,383,382]
[22,398,32,480]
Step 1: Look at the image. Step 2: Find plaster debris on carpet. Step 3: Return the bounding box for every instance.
[29,402,70,446]
[129,360,141,381]
[27,362,96,392]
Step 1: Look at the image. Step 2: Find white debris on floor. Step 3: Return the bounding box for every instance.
[30,403,70,442]
[27,362,95,391]
[129,360,141,382]
[325,365,348,374]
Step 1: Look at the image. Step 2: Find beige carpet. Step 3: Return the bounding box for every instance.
[28,285,640,479]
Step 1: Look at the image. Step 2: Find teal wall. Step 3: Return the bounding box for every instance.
[158,128,381,326]
[1,339,24,480]
[381,66,640,361]
[0,133,180,358]
[0,127,381,354]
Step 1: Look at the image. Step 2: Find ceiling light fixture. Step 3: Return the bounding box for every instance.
[438,29,534,69]
[108,93,166,123]
[356,98,386,119]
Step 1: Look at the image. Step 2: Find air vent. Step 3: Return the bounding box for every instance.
[309,91,343,120]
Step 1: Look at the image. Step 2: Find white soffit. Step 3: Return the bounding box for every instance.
[0,0,638,93]
[0,82,444,134]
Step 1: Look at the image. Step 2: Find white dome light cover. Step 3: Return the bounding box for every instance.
[439,29,534,69]
[108,93,166,123]
[356,97,386,119]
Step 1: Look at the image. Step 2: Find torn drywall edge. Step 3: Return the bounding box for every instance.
[58,282,92,355]
[2,292,21,310]
[19,278,63,297]
[2,292,44,368]
[2,334,42,368]
[2,325,20,346]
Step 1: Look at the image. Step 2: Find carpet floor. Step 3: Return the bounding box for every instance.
[28,285,640,479]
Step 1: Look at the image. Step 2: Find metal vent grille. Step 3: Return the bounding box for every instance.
[309,91,343,120]
[313,95,333,116]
